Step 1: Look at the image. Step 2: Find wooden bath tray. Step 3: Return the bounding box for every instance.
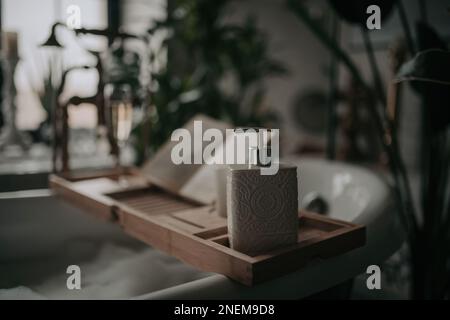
[50,168,366,286]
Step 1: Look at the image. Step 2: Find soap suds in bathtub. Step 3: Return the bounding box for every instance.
[0,286,46,300]
[0,243,210,299]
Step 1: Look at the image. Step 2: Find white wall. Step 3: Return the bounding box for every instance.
[225,0,331,153]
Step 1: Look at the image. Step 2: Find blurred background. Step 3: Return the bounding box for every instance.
[1,0,449,177]
[0,0,449,299]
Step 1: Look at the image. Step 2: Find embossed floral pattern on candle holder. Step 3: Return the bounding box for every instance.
[228,167,298,255]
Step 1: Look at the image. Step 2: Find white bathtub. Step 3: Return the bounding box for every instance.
[0,158,404,299]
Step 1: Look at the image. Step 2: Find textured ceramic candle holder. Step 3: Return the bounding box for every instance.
[227,164,298,256]
[215,166,229,217]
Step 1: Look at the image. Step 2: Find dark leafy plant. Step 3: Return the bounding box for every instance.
[416,21,447,52]
[132,0,286,163]
[396,49,450,299]
[288,0,450,299]
[399,5,449,298]
[397,50,450,132]
[29,56,61,144]
[102,41,141,93]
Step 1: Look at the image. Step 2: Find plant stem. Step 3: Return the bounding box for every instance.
[360,27,386,107]
[397,0,416,54]
[326,13,339,160]
[418,0,427,23]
